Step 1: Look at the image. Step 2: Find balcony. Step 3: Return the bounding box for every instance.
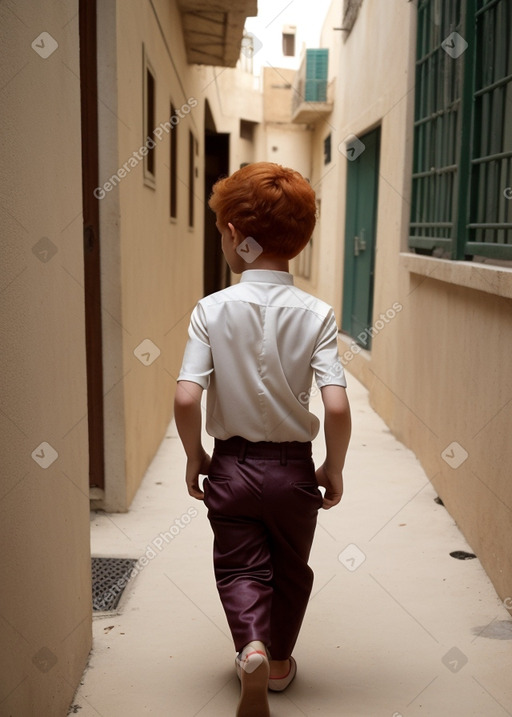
[291,48,333,124]
[177,0,258,67]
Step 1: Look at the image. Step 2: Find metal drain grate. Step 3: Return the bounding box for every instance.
[92,557,137,612]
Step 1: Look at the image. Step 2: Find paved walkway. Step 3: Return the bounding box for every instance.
[72,373,512,716]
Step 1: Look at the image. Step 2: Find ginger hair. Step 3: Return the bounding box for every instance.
[208,162,316,259]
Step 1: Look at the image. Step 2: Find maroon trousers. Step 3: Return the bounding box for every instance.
[204,436,322,660]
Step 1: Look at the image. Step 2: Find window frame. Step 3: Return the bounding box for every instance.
[188,131,197,228]
[324,133,332,165]
[342,0,363,36]
[143,46,156,188]
[282,30,296,57]
[170,102,177,219]
[409,0,512,262]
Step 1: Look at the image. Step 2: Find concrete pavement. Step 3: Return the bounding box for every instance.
[71,372,512,716]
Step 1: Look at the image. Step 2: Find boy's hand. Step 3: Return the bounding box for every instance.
[185,449,211,500]
[315,463,343,510]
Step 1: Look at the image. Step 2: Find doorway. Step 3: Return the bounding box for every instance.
[341,127,380,349]
[204,100,230,296]
[79,0,105,490]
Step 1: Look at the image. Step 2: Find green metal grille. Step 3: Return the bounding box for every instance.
[410,0,512,260]
[410,0,465,256]
[467,0,512,258]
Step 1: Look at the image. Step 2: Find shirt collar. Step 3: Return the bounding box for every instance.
[240,270,294,286]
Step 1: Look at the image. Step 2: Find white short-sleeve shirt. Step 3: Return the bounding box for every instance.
[178,269,346,443]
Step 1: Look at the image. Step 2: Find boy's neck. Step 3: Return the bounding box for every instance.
[243,256,290,273]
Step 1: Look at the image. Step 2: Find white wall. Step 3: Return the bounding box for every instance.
[245,0,334,73]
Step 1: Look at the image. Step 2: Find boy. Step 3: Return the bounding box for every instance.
[174,162,351,717]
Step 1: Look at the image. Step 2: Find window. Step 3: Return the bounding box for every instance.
[296,199,319,280]
[324,133,332,164]
[188,131,196,228]
[170,103,177,219]
[143,47,156,187]
[469,0,512,260]
[297,239,313,279]
[410,0,512,261]
[282,26,296,56]
[342,0,363,35]
[240,33,256,73]
[240,119,256,141]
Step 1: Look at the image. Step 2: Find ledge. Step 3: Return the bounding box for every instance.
[291,101,333,124]
[400,253,512,300]
[178,0,258,67]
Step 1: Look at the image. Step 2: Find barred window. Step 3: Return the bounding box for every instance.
[324,133,332,165]
[170,103,177,219]
[143,46,156,188]
[410,0,512,261]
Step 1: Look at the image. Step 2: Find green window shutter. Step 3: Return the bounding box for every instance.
[304,49,328,102]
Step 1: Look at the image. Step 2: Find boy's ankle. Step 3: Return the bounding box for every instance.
[269,658,290,678]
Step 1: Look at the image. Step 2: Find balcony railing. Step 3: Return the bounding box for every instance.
[291,49,333,123]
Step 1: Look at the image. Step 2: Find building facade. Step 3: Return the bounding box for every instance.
[291,0,512,605]
[0,0,257,712]
[2,1,511,712]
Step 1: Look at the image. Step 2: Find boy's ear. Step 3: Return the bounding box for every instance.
[227,222,243,246]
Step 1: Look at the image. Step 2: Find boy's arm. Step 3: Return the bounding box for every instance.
[316,385,351,510]
[174,380,211,500]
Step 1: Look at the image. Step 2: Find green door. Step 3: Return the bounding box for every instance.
[342,127,380,349]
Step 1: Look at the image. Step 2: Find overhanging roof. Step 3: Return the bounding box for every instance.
[177,0,258,67]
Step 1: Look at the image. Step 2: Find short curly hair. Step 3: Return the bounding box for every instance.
[208,162,316,259]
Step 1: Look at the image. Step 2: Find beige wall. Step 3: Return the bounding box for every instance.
[0,1,92,713]
[96,0,262,511]
[376,269,512,602]
[206,64,263,170]
[299,0,512,603]
[261,67,312,177]
[96,0,205,510]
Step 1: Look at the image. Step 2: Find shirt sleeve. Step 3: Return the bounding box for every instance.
[311,309,347,389]
[177,303,213,390]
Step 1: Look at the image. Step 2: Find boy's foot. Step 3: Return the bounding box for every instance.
[268,656,297,692]
[235,642,270,717]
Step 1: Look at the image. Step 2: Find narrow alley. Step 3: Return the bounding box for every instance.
[1,1,511,715]
[72,375,511,716]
